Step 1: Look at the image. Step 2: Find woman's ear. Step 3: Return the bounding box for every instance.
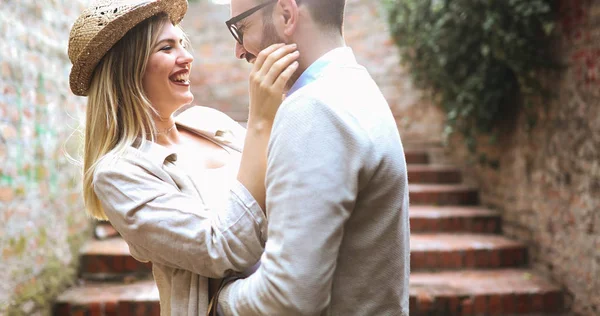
[275,0,299,37]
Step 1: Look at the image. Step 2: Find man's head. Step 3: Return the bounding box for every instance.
[228,0,346,63]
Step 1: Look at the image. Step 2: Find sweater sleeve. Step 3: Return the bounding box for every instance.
[218,95,368,315]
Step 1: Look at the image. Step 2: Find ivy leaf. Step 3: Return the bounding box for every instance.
[383,0,556,151]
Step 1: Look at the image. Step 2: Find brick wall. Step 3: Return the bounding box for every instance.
[4,0,596,315]
[445,1,600,314]
[0,0,91,314]
[0,0,442,312]
[182,0,445,140]
[0,0,460,313]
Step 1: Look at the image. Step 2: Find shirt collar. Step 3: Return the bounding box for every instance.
[286,46,356,97]
[135,139,178,166]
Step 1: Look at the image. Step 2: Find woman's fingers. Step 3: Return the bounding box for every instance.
[246,43,300,124]
[252,43,286,74]
[272,61,299,92]
[255,44,298,82]
[263,50,300,88]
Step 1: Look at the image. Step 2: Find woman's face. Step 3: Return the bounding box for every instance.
[142,22,194,116]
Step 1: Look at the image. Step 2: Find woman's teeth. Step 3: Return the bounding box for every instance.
[171,73,189,83]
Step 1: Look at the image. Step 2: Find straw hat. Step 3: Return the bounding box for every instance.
[68,0,188,96]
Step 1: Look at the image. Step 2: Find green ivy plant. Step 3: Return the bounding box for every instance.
[383,0,557,151]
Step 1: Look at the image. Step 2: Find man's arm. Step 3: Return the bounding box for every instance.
[218,96,368,315]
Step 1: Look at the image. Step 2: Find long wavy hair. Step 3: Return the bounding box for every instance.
[83,13,174,220]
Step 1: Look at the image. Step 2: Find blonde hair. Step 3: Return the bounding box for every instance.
[83,13,176,220]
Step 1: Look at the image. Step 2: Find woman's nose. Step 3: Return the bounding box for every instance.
[178,48,194,65]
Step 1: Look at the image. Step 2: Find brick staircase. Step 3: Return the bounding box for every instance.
[53,144,564,315]
[406,145,563,315]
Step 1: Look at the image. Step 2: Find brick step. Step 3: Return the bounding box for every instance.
[403,140,443,150]
[410,269,563,315]
[93,205,494,241]
[95,204,492,240]
[53,280,159,316]
[410,184,479,205]
[54,269,563,316]
[410,206,501,233]
[95,221,119,240]
[80,238,152,279]
[82,233,524,275]
[408,164,462,184]
[405,150,430,164]
[411,234,527,270]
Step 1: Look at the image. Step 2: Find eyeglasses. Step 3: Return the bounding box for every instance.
[226,0,278,45]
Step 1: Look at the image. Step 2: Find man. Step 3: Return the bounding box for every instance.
[216,0,410,314]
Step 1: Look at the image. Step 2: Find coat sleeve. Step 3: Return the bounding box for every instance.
[93,157,267,278]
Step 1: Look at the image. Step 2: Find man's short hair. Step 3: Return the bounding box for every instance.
[263,0,346,33]
[302,0,346,33]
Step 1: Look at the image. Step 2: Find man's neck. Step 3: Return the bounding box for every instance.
[295,33,345,73]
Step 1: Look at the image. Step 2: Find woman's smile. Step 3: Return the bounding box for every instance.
[170,69,191,86]
[143,22,194,111]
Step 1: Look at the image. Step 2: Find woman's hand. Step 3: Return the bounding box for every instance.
[237,43,299,212]
[247,43,300,131]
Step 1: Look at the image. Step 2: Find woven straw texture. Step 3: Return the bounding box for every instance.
[68,0,187,96]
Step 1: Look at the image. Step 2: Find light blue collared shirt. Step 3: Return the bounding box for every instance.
[286,46,354,97]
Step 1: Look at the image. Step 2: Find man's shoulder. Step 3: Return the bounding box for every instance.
[283,66,385,113]
[295,65,378,98]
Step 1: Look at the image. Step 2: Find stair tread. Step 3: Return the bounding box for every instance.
[408,165,463,184]
[81,238,130,256]
[95,222,119,240]
[411,233,524,251]
[410,183,477,191]
[410,206,499,218]
[84,233,523,257]
[58,269,560,303]
[85,232,523,255]
[55,280,158,304]
[407,164,460,171]
[404,141,443,149]
[410,269,561,295]
[404,150,430,164]
[405,148,432,154]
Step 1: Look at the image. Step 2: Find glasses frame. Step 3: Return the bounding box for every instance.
[225,0,278,45]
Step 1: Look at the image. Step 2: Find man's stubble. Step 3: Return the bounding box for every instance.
[261,19,301,92]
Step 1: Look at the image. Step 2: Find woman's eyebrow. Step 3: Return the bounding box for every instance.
[154,38,183,47]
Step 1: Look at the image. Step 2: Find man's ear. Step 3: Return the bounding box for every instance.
[275,0,299,37]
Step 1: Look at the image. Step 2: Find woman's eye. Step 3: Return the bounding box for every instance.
[160,46,172,51]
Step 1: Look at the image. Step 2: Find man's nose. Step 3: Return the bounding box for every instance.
[235,41,247,60]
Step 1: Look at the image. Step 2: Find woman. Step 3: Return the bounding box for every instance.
[67,0,299,315]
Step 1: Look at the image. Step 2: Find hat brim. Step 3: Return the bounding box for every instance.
[69,0,188,96]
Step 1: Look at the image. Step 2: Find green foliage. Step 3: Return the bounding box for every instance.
[2,228,89,315]
[383,0,557,149]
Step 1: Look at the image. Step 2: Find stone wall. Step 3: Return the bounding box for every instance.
[0,0,91,314]
[445,1,600,314]
[182,0,445,140]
